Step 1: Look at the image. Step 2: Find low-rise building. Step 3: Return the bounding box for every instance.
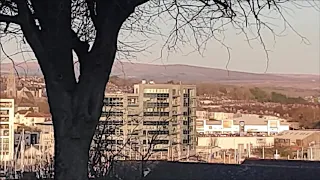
[197,115,289,135]
[197,136,274,151]
[16,112,51,126]
[35,121,54,156]
[275,130,320,147]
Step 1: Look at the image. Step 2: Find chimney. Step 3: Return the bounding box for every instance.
[142,79,147,84]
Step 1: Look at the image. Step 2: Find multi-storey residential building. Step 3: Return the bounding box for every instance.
[95,81,197,160]
[0,99,15,163]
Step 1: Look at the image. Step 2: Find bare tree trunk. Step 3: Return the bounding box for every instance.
[54,137,91,180]
[14,1,136,179]
[46,71,110,180]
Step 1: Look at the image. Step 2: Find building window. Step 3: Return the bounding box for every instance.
[0,117,9,122]
[172,89,176,95]
[0,110,9,115]
[151,140,169,144]
[0,124,9,129]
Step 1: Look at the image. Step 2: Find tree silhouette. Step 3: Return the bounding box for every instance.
[0,0,314,179]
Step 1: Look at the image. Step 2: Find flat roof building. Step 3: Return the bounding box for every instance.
[197,113,289,136]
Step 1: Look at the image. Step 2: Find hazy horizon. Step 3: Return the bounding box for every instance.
[1,2,319,75]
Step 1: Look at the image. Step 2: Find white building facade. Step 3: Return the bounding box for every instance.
[197,113,289,135]
[198,136,275,150]
[0,99,15,162]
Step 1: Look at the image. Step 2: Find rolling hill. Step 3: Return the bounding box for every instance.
[1,61,319,89]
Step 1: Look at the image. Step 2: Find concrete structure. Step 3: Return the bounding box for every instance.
[197,114,289,135]
[197,136,274,150]
[275,130,320,147]
[0,99,15,162]
[95,81,197,160]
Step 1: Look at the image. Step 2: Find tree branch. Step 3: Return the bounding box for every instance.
[85,0,98,27]
[15,0,45,63]
[71,29,89,57]
[0,14,21,24]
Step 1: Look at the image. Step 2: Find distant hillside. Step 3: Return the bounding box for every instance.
[1,61,319,88]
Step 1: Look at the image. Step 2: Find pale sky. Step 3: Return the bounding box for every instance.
[1,2,319,75]
[129,3,320,75]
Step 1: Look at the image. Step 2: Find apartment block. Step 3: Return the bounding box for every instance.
[0,99,15,162]
[94,81,197,160]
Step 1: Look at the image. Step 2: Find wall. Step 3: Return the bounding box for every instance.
[302,133,320,147]
[22,116,46,126]
[198,136,274,150]
[202,120,289,134]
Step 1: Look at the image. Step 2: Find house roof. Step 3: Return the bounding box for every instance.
[24,91,35,100]
[206,120,221,125]
[17,97,36,107]
[275,130,320,140]
[16,110,29,114]
[17,86,39,91]
[25,112,51,118]
[35,121,53,125]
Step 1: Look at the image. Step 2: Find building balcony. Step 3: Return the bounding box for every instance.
[143,112,170,117]
[127,104,139,107]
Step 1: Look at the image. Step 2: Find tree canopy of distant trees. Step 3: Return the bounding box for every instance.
[221,104,320,129]
[270,92,307,104]
[249,87,270,102]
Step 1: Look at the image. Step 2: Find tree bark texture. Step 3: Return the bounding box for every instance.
[12,0,138,179]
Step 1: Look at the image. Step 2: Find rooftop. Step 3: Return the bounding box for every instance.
[275,130,320,140]
[233,116,289,125]
[203,116,289,126]
[25,112,51,118]
[16,110,29,114]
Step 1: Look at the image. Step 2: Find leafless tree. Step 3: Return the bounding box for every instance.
[104,117,173,180]
[88,106,139,178]
[89,108,173,179]
[0,0,317,179]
